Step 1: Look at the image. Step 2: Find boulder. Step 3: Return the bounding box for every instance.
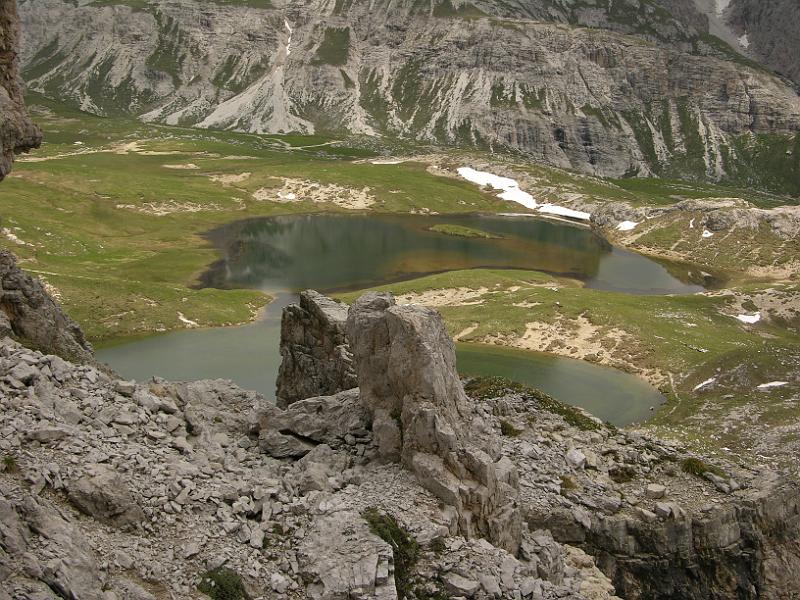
[66,466,144,529]
[265,388,369,446]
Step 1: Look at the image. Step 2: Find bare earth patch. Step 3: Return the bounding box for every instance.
[210,172,252,186]
[481,314,664,385]
[115,200,221,216]
[252,178,376,210]
[163,163,200,170]
[396,287,490,307]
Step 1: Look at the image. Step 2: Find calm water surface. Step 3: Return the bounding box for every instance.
[99,213,684,425]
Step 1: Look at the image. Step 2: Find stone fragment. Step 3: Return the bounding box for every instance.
[443,572,480,597]
[646,484,667,499]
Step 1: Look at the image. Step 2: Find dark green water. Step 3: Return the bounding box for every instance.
[98,213,682,425]
[197,213,707,295]
[456,344,662,426]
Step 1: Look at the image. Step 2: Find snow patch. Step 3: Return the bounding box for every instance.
[688,218,695,229]
[738,33,750,49]
[617,221,638,231]
[735,313,761,324]
[537,204,591,221]
[457,167,537,210]
[693,377,716,391]
[702,229,714,238]
[457,167,590,220]
[757,381,788,390]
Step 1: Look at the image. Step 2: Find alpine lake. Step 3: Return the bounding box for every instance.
[98,213,711,426]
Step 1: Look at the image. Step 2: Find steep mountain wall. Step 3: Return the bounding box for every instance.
[17,0,800,187]
[0,0,40,179]
[726,0,800,87]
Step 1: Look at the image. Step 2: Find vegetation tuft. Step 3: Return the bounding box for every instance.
[500,419,522,437]
[2,454,19,473]
[681,457,726,479]
[363,508,420,599]
[198,567,251,600]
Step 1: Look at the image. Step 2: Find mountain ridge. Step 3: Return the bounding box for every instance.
[18,0,800,192]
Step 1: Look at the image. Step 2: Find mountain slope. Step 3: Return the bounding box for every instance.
[17,0,800,191]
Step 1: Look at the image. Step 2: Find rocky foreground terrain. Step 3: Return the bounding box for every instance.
[17,0,800,187]
[2,273,800,599]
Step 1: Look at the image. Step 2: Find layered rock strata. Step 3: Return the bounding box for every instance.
[18,0,800,182]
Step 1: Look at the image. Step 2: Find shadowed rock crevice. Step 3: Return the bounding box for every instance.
[275,290,357,408]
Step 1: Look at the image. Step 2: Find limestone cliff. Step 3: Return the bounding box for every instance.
[17,0,800,188]
[0,0,40,180]
[726,0,800,87]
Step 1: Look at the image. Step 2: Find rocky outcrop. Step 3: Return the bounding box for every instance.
[3,282,800,599]
[263,291,800,599]
[0,250,93,363]
[18,0,800,184]
[0,0,40,180]
[346,292,523,554]
[275,290,357,408]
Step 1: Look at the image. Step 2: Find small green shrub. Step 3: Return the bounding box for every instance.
[364,508,419,598]
[2,455,19,473]
[428,537,447,554]
[500,419,522,437]
[681,457,726,479]
[198,567,251,600]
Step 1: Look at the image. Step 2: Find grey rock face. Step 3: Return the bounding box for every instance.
[0,251,94,363]
[346,292,523,554]
[1,492,107,600]
[298,510,397,600]
[258,388,371,459]
[275,290,357,408]
[17,0,800,181]
[0,0,40,180]
[727,0,800,86]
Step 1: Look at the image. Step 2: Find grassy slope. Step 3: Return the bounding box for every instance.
[0,96,505,342]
